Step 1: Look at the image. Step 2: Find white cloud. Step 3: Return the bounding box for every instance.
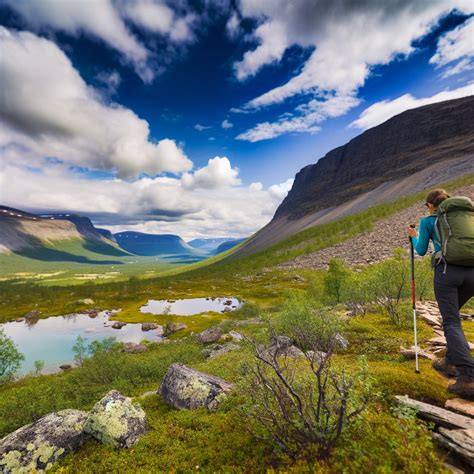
[268,178,294,201]
[221,119,234,129]
[430,17,474,78]
[350,83,474,130]
[232,0,474,140]
[249,182,263,191]
[96,70,122,93]
[181,157,241,189]
[226,12,240,38]
[0,28,193,180]
[194,124,212,131]
[237,94,359,142]
[0,157,291,241]
[120,0,195,42]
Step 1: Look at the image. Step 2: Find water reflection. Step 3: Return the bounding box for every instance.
[139,297,241,316]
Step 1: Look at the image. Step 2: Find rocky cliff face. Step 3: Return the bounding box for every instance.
[276,96,474,220]
[230,96,474,259]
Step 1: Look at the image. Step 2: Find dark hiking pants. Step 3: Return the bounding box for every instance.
[434,264,474,376]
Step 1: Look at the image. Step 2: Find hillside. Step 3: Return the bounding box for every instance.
[213,238,246,255]
[188,238,237,253]
[114,231,205,258]
[232,96,474,259]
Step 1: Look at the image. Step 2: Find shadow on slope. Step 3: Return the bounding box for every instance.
[83,240,130,257]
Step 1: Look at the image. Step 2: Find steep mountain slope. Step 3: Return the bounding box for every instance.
[232,96,474,259]
[0,206,127,257]
[114,231,205,257]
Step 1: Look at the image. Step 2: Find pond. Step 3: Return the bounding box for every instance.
[139,297,241,316]
[1,311,162,376]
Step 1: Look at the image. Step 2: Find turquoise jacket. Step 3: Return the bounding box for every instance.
[412,215,441,256]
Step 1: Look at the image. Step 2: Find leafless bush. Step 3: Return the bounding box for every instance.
[241,334,370,460]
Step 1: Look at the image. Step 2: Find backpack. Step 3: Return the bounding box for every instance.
[435,196,474,266]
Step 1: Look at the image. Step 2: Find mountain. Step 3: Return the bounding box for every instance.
[0,206,128,259]
[231,96,474,258]
[114,231,204,257]
[213,238,246,255]
[188,237,239,253]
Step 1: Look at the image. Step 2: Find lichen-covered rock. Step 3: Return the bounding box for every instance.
[160,363,233,410]
[0,409,88,473]
[202,342,240,359]
[196,327,223,344]
[111,321,127,329]
[263,336,305,358]
[84,390,147,448]
[141,323,163,334]
[228,330,244,341]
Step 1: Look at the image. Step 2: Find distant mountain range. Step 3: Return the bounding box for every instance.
[114,231,203,257]
[188,237,237,252]
[232,96,474,258]
[212,238,246,255]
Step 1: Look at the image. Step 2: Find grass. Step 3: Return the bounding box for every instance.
[0,172,473,471]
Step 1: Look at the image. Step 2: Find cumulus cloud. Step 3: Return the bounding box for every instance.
[232,0,474,140]
[1,0,197,82]
[249,182,263,191]
[430,17,474,78]
[221,119,233,129]
[0,27,192,179]
[181,157,241,189]
[268,178,294,201]
[350,83,474,130]
[0,156,292,240]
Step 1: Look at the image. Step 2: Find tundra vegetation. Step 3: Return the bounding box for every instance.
[0,174,473,472]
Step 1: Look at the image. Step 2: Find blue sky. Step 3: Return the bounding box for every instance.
[0,1,473,239]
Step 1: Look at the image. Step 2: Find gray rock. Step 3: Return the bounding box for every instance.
[196,327,223,344]
[84,390,147,448]
[59,364,72,371]
[160,363,233,410]
[141,323,163,333]
[111,321,127,330]
[228,330,244,341]
[203,343,240,359]
[122,342,147,354]
[163,323,187,336]
[305,350,328,364]
[0,409,88,473]
[334,333,349,350]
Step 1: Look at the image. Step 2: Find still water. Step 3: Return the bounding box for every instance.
[1,311,162,375]
[139,297,241,316]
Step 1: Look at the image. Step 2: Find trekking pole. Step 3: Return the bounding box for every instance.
[409,224,420,374]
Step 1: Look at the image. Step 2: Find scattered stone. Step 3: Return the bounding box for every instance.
[59,364,72,371]
[111,321,127,330]
[15,318,24,323]
[196,327,223,344]
[141,323,163,334]
[202,343,240,359]
[159,363,234,410]
[228,330,244,341]
[24,310,41,320]
[395,395,474,430]
[400,346,436,360]
[223,299,233,306]
[292,275,306,282]
[163,322,187,336]
[428,336,447,346]
[84,390,147,448]
[445,399,474,418]
[0,409,88,473]
[234,318,263,326]
[264,336,304,358]
[85,308,99,318]
[334,333,349,350]
[122,342,147,354]
[305,350,328,363]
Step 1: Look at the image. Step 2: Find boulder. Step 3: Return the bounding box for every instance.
[202,343,240,359]
[306,350,328,364]
[111,321,127,330]
[122,342,147,354]
[228,330,244,341]
[334,333,349,350]
[84,390,147,448]
[160,363,233,410]
[0,409,88,473]
[196,327,223,344]
[141,323,163,334]
[59,364,72,371]
[163,323,187,336]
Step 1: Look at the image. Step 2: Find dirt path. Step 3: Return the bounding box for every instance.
[277,183,474,270]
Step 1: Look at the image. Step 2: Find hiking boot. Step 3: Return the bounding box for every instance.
[448,375,474,399]
[432,357,459,378]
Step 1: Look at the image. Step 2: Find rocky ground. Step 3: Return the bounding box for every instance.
[278,183,474,270]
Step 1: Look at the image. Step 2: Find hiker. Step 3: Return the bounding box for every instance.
[407,189,474,398]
